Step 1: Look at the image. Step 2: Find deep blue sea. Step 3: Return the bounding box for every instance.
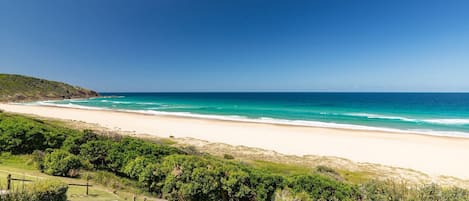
[41,93,469,137]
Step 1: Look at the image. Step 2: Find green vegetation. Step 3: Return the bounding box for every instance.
[0,153,152,201]
[0,74,98,102]
[248,160,312,176]
[360,180,469,201]
[43,149,84,177]
[0,180,68,201]
[223,153,234,160]
[1,112,469,201]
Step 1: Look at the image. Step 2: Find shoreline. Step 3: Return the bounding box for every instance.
[31,101,469,139]
[1,103,469,180]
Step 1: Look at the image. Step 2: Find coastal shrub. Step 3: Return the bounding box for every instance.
[219,166,253,200]
[223,154,234,160]
[62,129,98,155]
[0,180,68,201]
[180,145,201,155]
[138,164,164,193]
[106,137,182,173]
[28,180,68,201]
[43,149,83,177]
[360,180,469,201]
[151,155,284,201]
[0,113,66,153]
[273,188,313,201]
[79,139,112,169]
[287,174,360,201]
[360,180,407,200]
[122,156,155,179]
[315,165,343,181]
[439,186,469,201]
[315,165,337,175]
[159,155,222,200]
[253,171,285,201]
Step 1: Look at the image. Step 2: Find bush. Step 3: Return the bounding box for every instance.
[223,154,234,160]
[62,129,98,155]
[159,155,222,201]
[0,180,68,201]
[122,156,154,179]
[249,169,284,201]
[0,113,68,154]
[287,174,360,201]
[28,180,68,201]
[274,188,313,201]
[359,180,469,201]
[43,149,83,177]
[219,166,254,200]
[106,137,181,173]
[138,164,164,194]
[148,155,283,201]
[80,140,112,169]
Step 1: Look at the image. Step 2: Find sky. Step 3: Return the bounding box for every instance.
[1,0,469,92]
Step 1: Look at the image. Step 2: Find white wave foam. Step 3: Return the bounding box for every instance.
[105,100,160,105]
[345,113,469,125]
[95,96,125,99]
[345,113,418,122]
[423,119,469,125]
[70,100,89,103]
[136,102,160,105]
[36,101,109,110]
[100,100,133,104]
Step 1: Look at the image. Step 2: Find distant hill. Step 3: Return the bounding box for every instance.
[0,74,99,102]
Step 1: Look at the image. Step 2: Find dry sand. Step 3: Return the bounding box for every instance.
[1,103,469,180]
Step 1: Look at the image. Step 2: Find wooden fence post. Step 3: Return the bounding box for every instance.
[7,174,11,190]
[86,177,89,195]
[68,182,93,196]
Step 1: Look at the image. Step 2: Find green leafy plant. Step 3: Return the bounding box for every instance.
[43,149,83,177]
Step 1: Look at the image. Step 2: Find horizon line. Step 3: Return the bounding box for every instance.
[97,91,469,93]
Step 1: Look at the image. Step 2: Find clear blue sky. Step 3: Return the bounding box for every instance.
[1,0,469,92]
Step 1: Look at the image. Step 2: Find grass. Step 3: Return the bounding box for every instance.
[246,159,372,184]
[337,169,374,183]
[0,153,162,201]
[247,160,314,176]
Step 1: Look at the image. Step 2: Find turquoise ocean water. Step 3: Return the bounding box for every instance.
[39,93,469,137]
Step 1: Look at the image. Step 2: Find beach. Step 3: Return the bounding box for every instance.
[1,103,469,180]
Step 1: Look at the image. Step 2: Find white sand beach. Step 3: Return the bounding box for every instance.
[1,103,469,180]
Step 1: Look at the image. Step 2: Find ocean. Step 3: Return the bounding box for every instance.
[39,93,469,137]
